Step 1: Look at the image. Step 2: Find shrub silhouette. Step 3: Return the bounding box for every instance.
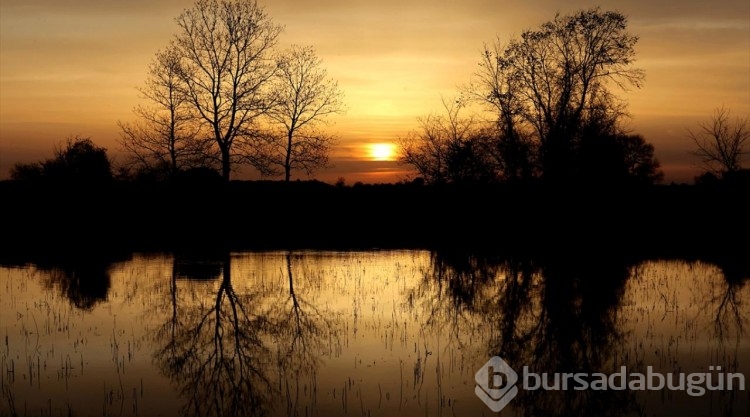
[11,136,112,183]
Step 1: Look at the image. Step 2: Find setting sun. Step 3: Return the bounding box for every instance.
[368,143,397,161]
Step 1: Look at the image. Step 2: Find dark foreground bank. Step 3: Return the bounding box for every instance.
[1,180,748,259]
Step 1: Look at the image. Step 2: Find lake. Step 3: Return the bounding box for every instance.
[1,250,748,416]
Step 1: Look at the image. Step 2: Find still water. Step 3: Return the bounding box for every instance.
[1,250,748,416]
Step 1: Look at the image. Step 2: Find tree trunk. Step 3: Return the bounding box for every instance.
[221,147,231,182]
[284,130,293,182]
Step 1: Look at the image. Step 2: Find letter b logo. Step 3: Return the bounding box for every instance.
[475,356,518,412]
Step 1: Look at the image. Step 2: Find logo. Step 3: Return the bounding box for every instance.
[475,356,519,412]
[474,357,746,411]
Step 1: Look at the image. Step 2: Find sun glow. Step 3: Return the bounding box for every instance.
[368,143,396,161]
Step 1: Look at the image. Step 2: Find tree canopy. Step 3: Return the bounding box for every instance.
[11,136,112,183]
[400,8,662,186]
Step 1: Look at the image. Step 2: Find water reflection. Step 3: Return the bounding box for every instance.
[150,251,342,417]
[412,251,640,415]
[0,251,128,310]
[43,261,111,310]
[269,252,341,378]
[172,252,223,281]
[516,257,635,415]
[153,252,272,416]
[0,250,747,417]
[709,258,748,342]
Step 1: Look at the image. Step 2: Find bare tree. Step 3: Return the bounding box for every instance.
[264,45,343,181]
[118,46,207,177]
[466,41,524,143]
[397,114,450,185]
[688,107,749,175]
[479,8,645,180]
[397,98,479,184]
[173,0,283,181]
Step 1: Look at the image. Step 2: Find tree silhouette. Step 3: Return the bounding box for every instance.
[688,107,749,176]
[579,131,663,185]
[9,161,44,181]
[399,9,656,186]
[466,42,537,182]
[118,46,209,178]
[264,45,344,181]
[444,133,498,184]
[173,0,283,181]
[47,137,112,181]
[473,8,645,183]
[11,136,112,183]
[614,134,663,183]
[397,98,483,184]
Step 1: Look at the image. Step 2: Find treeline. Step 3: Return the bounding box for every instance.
[3,133,746,255]
[1,132,747,258]
[2,173,748,258]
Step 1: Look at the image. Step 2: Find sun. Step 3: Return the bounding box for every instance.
[369,143,396,161]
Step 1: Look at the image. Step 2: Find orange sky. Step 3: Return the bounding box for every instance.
[1,0,748,183]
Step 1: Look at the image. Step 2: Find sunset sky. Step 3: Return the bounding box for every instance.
[1,0,748,183]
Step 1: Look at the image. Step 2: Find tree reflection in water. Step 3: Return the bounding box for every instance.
[42,261,112,310]
[21,252,127,310]
[1,249,746,416]
[268,251,341,414]
[709,258,748,342]
[154,252,273,416]
[151,251,341,417]
[412,249,641,416]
